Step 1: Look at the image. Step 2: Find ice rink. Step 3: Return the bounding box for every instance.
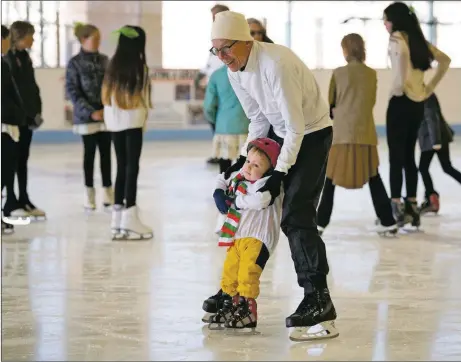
[2,139,461,361]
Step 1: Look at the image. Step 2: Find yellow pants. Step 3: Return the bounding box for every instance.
[221,237,270,299]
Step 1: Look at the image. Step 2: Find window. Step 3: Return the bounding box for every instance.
[433,1,461,67]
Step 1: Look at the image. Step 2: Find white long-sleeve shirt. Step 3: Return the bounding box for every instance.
[388,31,451,102]
[214,171,283,255]
[227,41,332,174]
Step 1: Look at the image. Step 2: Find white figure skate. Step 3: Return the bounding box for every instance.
[375,222,398,237]
[84,187,96,211]
[3,208,31,225]
[117,206,153,240]
[103,187,114,208]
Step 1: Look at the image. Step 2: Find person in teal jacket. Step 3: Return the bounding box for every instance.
[203,65,250,174]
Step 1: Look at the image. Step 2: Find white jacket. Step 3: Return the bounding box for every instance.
[214,171,283,255]
[227,41,332,174]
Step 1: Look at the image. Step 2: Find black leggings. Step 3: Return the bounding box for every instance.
[386,95,424,199]
[82,131,112,188]
[112,128,143,208]
[419,145,461,196]
[317,174,395,228]
[16,126,33,204]
[2,133,18,212]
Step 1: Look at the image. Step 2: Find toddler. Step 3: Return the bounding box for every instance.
[204,137,283,330]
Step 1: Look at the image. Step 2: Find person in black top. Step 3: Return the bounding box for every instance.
[418,93,460,215]
[4,21,46,219]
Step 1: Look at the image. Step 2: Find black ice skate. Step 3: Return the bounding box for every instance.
[202,289,232,323]
[391,200,410,227]
[225,297,258,333]
[208,295,239,330]
[404,198,421,229]
[286,289,339,342]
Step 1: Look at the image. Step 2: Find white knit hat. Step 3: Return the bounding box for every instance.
[211,11,253,41]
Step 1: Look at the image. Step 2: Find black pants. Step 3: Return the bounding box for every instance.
[271,127,333,293]
[82,132,112,188]
[317,174,395,228]
[2,133,19,213]
[16,126,34,204]
[112,128,143,208]
[419,145,461,196]
[386,95,424,199]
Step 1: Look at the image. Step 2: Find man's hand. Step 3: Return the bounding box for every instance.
[91,109,104,121]
[433,144,442,150]
[258,170,285,205]
[213,189,233,214]
[223,155,247,179]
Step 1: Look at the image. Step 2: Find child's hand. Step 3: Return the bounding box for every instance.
[213,189,233,214]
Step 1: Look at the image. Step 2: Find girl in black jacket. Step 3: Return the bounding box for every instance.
[418,93,460,214]
[2,25,31,231]
[65,23,113,211]
[5,21,46,219]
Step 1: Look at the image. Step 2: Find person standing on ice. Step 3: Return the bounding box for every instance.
[207,11,338,341]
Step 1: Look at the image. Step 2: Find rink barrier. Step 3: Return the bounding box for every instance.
[32,124,461,144]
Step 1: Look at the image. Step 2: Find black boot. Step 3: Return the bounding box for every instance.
[202,289,232,323]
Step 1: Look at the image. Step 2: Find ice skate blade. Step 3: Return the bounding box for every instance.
[224,327,260,336]
[2,216,31,226]
[208,322,226,331]
[113,230,153,241]
[289,321,339,342]
[202,312,216,323]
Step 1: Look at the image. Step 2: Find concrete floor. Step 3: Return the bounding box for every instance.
[2,139,461,361]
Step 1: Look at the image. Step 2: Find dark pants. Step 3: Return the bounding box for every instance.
[271,126,333,294]
[112,128,143,208]
[386,95,424,199]
[81,131,112,188]
[317,174,395,228]
[419,145,461,196]
[16,126,33,204]
[2,133,19,213]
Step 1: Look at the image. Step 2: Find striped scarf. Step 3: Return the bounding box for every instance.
[218,173,248,247]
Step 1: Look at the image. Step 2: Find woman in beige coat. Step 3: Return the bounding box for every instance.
[317,33,397,236]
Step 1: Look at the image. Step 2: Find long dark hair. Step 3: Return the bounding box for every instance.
[247,18,274,44]
[384,2,433,71]
[102,25,149,109]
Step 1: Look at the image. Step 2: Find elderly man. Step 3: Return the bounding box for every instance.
[209,11,338,341]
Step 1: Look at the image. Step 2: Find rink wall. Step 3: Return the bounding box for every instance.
[33,67,461,143]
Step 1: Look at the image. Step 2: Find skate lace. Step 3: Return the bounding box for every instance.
[229,301,250,323]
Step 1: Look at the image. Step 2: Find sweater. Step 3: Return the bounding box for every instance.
[203,66,250,135]
[418,93,454,152]
[214,170,283,255]
[228,41,332,174]
[388,31,451,102]
[4,49,41,124]
[65,49,109,126]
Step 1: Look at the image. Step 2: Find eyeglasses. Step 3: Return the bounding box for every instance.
[250,31,264,37]
[209,40,238,56]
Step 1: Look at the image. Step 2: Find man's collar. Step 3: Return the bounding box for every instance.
[240,41,257,72]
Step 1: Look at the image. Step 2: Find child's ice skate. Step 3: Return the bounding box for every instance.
[225,297,259,334]
[84,187,96,211]
[286,288,339,342]
[202,289,232,323]
[117,206,153,241]
[208,295,239,330]
[111,204,124,240]
[419,193,440,216]
[103,187,114,208]
[375,222,398,237]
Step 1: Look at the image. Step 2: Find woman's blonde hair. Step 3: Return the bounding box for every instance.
[74,23,98,42]
[341,33,366,63]
[9,21,34,48]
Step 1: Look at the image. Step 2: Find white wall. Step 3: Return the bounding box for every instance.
[36,68,461,131]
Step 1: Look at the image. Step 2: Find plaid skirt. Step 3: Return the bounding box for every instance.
[211,134,248,161]
[326,144,379,189]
